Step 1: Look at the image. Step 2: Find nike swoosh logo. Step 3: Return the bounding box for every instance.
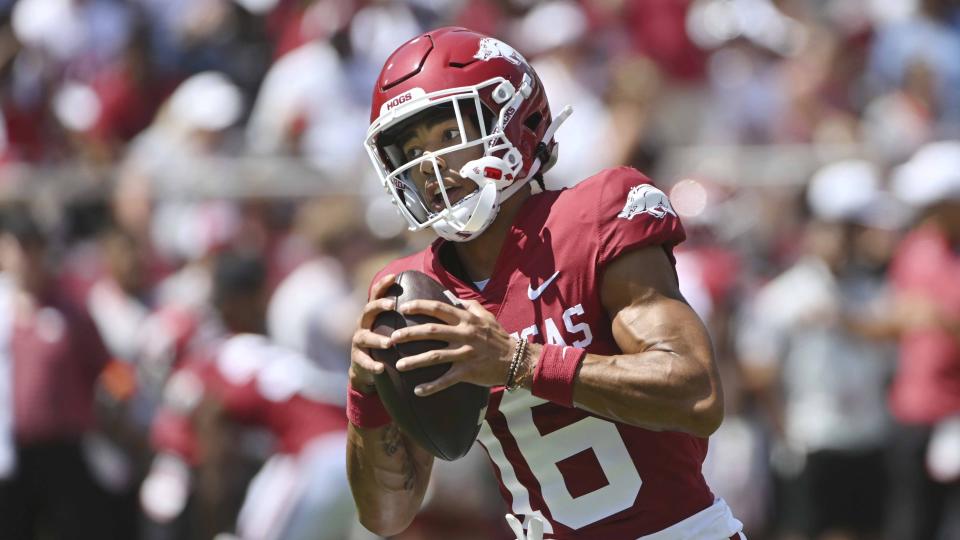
[527,271,560,300]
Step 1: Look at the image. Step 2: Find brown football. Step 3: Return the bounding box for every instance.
[370,270,490,460]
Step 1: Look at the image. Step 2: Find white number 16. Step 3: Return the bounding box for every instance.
[478,392,642,531]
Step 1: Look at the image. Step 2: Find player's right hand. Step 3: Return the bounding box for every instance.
[349,273,396,392]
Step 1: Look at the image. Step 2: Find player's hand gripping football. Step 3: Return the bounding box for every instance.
[349,273,397,392]
[390,297,518,396]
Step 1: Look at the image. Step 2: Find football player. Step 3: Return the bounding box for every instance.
[142,251,354,540]
[347,27,743,539]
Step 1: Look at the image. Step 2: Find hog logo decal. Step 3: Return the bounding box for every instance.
[617,184,677,220]
[474,37,525,66]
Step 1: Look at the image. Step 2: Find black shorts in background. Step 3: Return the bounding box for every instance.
[0,441,110,540]
[794,447,887,537]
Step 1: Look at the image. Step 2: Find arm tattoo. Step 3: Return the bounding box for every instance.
[401,457,416,491]
[380,424,417,490]
[381,424,403,456]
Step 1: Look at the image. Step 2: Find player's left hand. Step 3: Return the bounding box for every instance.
[389,299,517,396]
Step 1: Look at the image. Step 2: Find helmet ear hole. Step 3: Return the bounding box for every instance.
[523,111,543,132]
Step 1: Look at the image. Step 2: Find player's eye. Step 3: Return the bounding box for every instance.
[404,147,424,161]
[442,128,461,143]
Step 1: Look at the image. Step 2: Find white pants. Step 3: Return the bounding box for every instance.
[636,498,743,540]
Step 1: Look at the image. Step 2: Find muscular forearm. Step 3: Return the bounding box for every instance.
[346,423,434,536]
[521,344,722,437]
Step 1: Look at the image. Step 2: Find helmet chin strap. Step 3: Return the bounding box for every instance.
[432,104,575,242]
[462,182,499,231]
[431,168,499,242]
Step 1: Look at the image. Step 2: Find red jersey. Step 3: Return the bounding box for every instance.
[152,334,347,464]
[12,294,109,444]
[374,168,715,538]
[889,225,960,425]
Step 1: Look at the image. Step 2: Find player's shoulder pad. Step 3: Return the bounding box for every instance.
[588,167,684,267]
[553,166,675,222]
[599,167,675,220]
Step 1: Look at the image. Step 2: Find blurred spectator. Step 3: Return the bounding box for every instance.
[602,53,662,172]
[88,224,154,363]
[114,70,244,264]
[347,0,422,92]
[246,30,368,179]
[698,40,783,145]
[265,0,355,60]
[738,161,897,539]
[70,29,170,164]
[85,224,157,540]
[623,0,708,82]
[519,1,617,186]
[883,141,960,539]
[0,207,112,539]
[143,249,353,540]
[868,0,960,132]
[267,198,364,373]
[861,56,938,165]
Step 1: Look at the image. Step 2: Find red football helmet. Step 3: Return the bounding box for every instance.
[364,27,571,241]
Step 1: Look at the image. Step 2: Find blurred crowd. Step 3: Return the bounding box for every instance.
[0,0,959,539]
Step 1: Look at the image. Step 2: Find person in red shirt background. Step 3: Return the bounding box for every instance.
[883,141,960,539]
[0,207,112,540]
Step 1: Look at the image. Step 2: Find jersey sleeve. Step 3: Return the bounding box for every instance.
[208,370,265,425]
[594,167,686,269]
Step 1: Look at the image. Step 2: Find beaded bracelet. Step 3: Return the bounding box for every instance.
[504,338,528,391]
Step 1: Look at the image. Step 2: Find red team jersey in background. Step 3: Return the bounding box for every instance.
[152,334,347,464]
[889,225,960,425]
[374,168,718,538]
